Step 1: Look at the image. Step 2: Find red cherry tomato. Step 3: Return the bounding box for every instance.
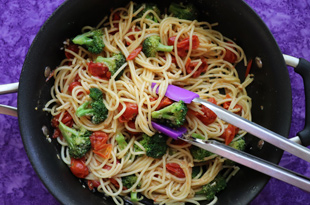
[127,120,140,135]
[90,131,109,151]
[188,98,217,126]
[168,36,177,46]
[118,102,138,123]
[177,35,200,50]
[126,46,142,60]
[110,178,120,188]
[70,158,89,178]
[126,28,141,46]
[88,62,111,80]
[222,94,243,115]
[220,124,236,145]
[93,144,113,159]
[223,43,237,63]
[166,163,185,178]
[185,57,208,78]
[87,180,101,190]
[154,97,173,111]
[51,111,73,138]
[65,43,79,59]
[68,81,82,94]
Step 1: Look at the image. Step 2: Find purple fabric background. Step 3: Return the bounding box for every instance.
[0,0,309,204]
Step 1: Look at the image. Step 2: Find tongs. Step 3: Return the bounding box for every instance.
[151,83,310,192]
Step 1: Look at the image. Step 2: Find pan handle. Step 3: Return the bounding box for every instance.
[283,55,310,147]
[0,82,18,117]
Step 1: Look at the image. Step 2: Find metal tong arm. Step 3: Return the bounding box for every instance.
[193,98,310,163]
[0,83,19,117]
[182,137,310,192]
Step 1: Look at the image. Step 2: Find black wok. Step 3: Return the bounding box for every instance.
[16,0,310,204]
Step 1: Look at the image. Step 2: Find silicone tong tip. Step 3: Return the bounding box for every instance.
[151,122,187,140]
[151,83,199,104]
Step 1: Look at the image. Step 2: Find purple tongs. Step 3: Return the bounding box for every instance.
[151,83,310,191]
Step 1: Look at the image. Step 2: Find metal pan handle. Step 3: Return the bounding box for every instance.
[283,55,310,147]
[0,82,19,117]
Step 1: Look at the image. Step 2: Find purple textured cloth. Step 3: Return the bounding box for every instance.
[0,0,309,204]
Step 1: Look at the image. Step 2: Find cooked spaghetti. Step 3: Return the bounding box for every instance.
[44,1,254,204]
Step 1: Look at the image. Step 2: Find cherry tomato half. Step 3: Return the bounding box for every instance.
[90,131,109,151]
[166,163,185,178]
[70,158,89,178]
[118,102,138,123]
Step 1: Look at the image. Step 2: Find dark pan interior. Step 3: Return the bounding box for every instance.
[18,0,291,204]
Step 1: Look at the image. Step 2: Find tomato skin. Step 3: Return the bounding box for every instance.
[245,59,253,77]
[168,35,200,57]
[68,81,82,94]
[110,178,120,188]
[189,98,217,126]
[220,124,236,145]
[166,163,185,178]
[118,102,138,123]
[222,94,243,115]
[177,35,200,50]
[185,57,208,78]
[151,96,173,111]
[126,28,141,46]
[93,144,113,159]
[88,62,111,80]
[168,36,177,46]
[87,180,101,190]
[51,111,73,138]
[127,120,140,135]
[65,43,79,59]
[90,132,109,151]
[223,43,237,64]
[126,46,142,60]
[70,158,89,178]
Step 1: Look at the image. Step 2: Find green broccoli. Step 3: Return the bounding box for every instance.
[192,133,205,140]
[122,174,141,189]
[151,100,188,128]
[76,88,108,124]
[72,29,105,54]
[192,166,201,178]
[130,192,143,202]
[134,3,160,22]
[95,53,126,80]
[142,35,173,57]
[190,146,214,161]
[115,133,128,150]
[135,133,168,158]
[58,122,92,159]
[224,138,246,166]
[196,175,227,201]
[168,2,198,20]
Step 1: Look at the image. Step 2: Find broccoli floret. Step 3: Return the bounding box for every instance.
[192,133,205,140]
[196,175,227,201]
[168,2,198,20]
[72,29,105,54]
[190,146,214,161]
[58,122,92,159]
[115,133,128,150]
[142,36,173,57]
[136,133,168,158]
[134,3,160,22]
[130,192,143,202]
[122,174,141,189]
[95,53,126,80]
[225,138,246,166]
[151,100,188,128]
[76,88,108,124]
[192,166,201,178]
[229,138,246,151]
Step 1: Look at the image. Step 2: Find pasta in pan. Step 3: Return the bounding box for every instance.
[44,1,253,204]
